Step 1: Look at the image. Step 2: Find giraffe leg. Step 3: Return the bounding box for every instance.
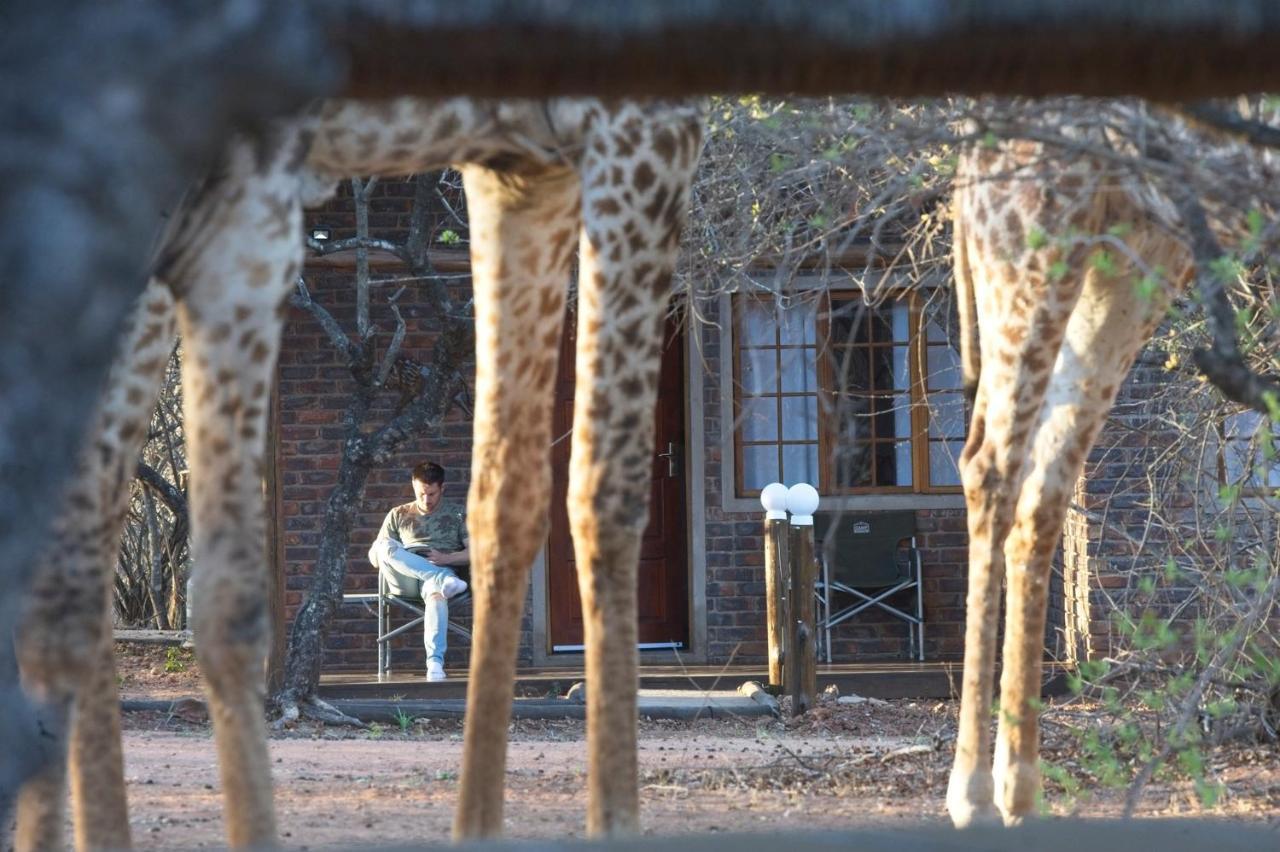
[453,163,580,840]
[69,622,131,850]
[570,108,702,837]
[993,233,1187,824]
[174,129,305,849]
[945,155,1091,829]
[14,279,176,851]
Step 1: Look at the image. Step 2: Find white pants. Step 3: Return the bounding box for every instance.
[369,539,459,665]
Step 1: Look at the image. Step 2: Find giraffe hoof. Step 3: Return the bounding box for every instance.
[949,803,1001,829]
[946,786,1001,829]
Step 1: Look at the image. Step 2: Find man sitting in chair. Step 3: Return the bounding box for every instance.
[368,461,469,681]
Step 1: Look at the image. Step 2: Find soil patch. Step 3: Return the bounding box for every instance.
[105,646,1279,849]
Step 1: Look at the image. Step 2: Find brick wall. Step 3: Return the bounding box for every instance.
[280,177,1227,676]
[280,176,540,674]
[1056,346,1205,661]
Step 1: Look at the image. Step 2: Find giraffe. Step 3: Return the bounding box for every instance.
[13,96,702,849]
[944,135,1194,827]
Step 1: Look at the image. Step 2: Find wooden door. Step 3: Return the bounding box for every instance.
[546,309,690,651]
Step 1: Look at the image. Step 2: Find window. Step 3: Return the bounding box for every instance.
[733,289,966,496]
[1218,409,1280,495]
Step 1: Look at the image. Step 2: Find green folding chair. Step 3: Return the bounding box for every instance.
[813,511,924,662]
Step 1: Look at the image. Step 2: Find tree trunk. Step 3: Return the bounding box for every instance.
[276,425,375,707]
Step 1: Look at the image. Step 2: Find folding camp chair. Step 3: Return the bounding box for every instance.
[813,511,924,662]
[343,563,472,681]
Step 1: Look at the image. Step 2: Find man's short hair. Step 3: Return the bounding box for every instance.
[411,461,445,486]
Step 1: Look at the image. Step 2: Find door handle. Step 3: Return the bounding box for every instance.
[657,441,682,478]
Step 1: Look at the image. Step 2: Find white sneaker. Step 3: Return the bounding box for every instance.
[440,576,468,600]
[426,661,446,682]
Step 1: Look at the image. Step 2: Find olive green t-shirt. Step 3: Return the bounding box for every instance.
[376,500,468,555]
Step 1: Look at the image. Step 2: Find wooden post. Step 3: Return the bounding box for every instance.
[764,516,788,689]
[788,522,817,715]
[264,379,287,694]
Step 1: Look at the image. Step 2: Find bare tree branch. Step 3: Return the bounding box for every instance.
[1164,175,1280,415]
[307,235,406,259]
[291,278,360,362]
[375,296,409,388]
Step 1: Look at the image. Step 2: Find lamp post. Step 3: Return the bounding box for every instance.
[786,483,819,715]
[759,482,789,690]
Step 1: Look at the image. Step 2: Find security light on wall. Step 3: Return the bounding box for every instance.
[310,228,331,241]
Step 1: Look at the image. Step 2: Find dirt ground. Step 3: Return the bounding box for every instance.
[102,644,1280,849]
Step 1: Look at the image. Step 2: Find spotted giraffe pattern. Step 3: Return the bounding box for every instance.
[15,278,176,852]
[14,97,702,850]
[945,139,1193,827]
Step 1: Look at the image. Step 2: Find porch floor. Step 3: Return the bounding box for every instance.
[320,661,1070,701]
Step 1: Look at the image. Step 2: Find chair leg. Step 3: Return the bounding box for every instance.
[823,558,832,665]
[378,572,388,682]
[915,546,925,662]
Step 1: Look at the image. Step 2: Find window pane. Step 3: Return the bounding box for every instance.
[925,315,951,344]
[928,391,967,438]
[743,445,780,491]
[741,347,778,395]
[891,301,911,343]
[930,440,963,486]
[782,443,819,485]
[1223,439,1254,486]
[1221,410,1273,487]
[781,395,819,441]
[830,303,868,346]
[834,395,874,444]
[869,346,896,392]
[892,392,912,441]
[894,440,913,486]
[834,442,873,487]
[927,344,962,390]
[832,346,870,394]
[869,311,895,343]
[874,441,902,486]
[740,396,778,442]
[779,346,818,393]
[742,300,775,346]
[923,296,958,344]
[1223,410,1263,440]
[892,345,910,390]
[873,395,898,442]
[780,301,817,345]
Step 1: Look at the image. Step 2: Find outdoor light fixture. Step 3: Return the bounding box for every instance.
[760,482,789,520]
[310,227,331,241]
[785,482,820,525]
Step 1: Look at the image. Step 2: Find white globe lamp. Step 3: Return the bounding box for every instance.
[785,482,820,526]
[759,482,789,520]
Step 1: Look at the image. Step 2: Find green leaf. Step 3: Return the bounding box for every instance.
[1027,227,1049,250]
[1090,250,1118,276]
[1209,254,1244,284]
[1135,274,1162,301]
